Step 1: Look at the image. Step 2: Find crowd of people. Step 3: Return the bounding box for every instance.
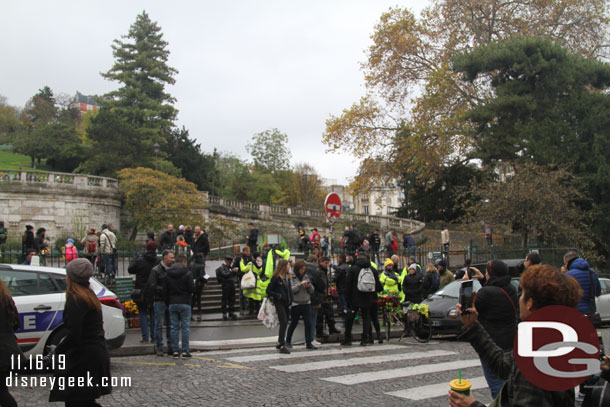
[3,219,610,406]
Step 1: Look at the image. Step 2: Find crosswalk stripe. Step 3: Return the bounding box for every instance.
[190,336,278,348]
[269,349,456,373]
[225,344,405,363]
[321,359,481,385]
[386,376,488,400]
[199,347,272,356]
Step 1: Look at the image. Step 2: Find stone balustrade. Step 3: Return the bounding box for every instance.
[206,195,425,234]
[0,169,119,190]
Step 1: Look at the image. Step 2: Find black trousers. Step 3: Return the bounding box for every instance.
[316,301,336,334]
[191,281,204,316]
[367,302,381,339]
[221,285,236,314]
[344,306,371,343]
[275,301,289,346]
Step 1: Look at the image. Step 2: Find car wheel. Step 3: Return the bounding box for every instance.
[45,326,68,355]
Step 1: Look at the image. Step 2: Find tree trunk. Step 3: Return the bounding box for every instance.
[31,156,35,168]
[129,226,138,241]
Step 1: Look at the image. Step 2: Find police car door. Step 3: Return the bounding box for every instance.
[0,267,65,354]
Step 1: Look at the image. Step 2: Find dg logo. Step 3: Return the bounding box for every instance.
[514,305,600,391]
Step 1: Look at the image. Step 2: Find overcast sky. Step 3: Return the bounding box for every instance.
[1,1,427,184]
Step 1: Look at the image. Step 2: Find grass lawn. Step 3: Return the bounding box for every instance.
[0,150,51,171]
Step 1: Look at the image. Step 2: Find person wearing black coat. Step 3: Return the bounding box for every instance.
[216,256,236,320]
[159,224,176,251]
[333,253,350,315]
[192,226,210,258]
[306,257,325,341]
[50,259,112,405]
[245,223,258,253]
[342,254,379,346]
[316,257,340,337]
[0,278,22,407]
[127,242,159,343]
[21,224,35,260]
[190,253,208,322]
[266,259,294,354]
[402,264,423,303]
[165,255,196,357]
[473,260,519,400]
[147,250,175,356]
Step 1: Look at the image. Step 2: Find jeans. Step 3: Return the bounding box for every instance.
[137,303,155,341]
[480,350,510,399]
[372,250,382,266]
[286,303,313,345]
[310,307,319,339]
[408,245,416,257]
[103,254,114,277]
[153,301,172,352]
[338,293,347,311]
[169,303,191,353]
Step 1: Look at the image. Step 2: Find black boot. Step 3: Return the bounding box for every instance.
[377,332,384,344]
[222,313,228,321]
[329,326,341,335]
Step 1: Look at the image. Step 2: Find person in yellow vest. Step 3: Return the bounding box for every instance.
[240,253,263,315]
[379,259,400,293]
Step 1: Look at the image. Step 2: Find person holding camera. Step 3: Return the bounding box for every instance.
[449,264,581,407]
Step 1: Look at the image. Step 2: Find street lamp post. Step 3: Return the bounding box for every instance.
[153,142,160,170]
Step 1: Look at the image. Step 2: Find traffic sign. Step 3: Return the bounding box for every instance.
[324,193,342,221]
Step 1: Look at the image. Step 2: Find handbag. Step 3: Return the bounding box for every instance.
[257,298,278,329]
[240,270,256,289]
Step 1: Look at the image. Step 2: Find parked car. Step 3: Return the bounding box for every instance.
[423,278,520,335]
[0,264,126,354]
[596,277,610,324]
[454,259,525,280]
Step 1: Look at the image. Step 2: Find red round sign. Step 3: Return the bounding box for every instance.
[513,305,599,391]
[324,193,342,220]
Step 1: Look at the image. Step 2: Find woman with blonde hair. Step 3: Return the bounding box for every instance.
[0,278,22,407]
[49,258,111,406]
[266,259,293,354]
[421,263,440,299]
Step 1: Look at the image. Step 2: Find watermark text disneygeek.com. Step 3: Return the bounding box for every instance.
[6,372,131,391]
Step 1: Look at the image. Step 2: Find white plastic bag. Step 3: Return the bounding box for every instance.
[257,298,278,329]
[240,270,256,289]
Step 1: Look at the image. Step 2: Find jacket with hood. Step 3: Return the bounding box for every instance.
[290,270,314,305]
[128,251,159,291]
[345,257,380,309]
[566,258,602,314]
[402,272,423,303]
[333,262,350,294]
[165,263,195,305]
[475,275,519,350]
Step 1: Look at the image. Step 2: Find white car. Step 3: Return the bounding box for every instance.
[0,264,126,354]
[596,277,610,324]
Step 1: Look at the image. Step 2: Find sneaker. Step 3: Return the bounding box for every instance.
[340,341,352,347]
[140,339,148,344]
[306,344,318,350]
[285,342,293,349]
[275,342,281,350]
[173,352,180,359]
[359,341,368,346]
[312,340,322,346]
[279,346,290,354]
[182,352,192,358]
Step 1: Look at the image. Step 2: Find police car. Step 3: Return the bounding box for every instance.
[0,264,126,354]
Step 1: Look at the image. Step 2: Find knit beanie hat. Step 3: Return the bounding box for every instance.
[384,258,394,268]
[146,241,157,252]
[66,258,94,285]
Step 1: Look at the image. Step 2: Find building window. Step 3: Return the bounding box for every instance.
[363,205,369,215]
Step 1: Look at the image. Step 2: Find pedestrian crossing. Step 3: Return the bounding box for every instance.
[208,342,490,404]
